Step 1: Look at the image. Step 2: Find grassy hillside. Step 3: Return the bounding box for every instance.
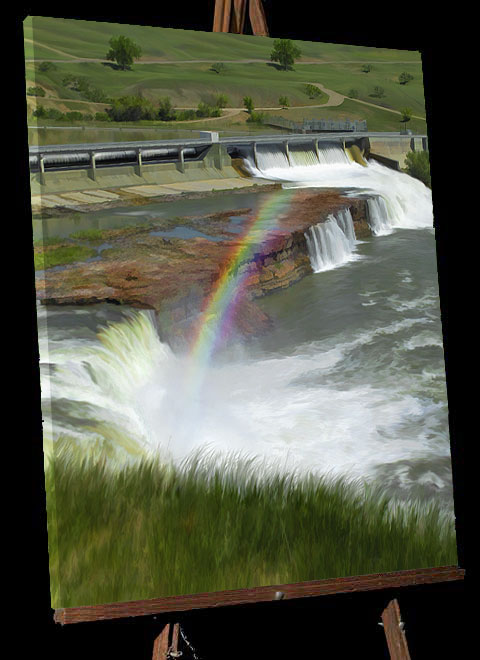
[24,16,427,135]
[46,447,456,608]
[26,59,425,114]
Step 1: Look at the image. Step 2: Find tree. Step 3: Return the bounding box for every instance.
[215,94,229,108]
[38,61,56,72]
[210,62,226,74]
[243,96,254,113]
[157,97,177,121]
[371,86,385,98]
[362,64,372,73]
[348,89,359,99]
[399,72,414,85]
[27,86,46,97]
[196,102,221,118]
[279,96,289,109]
[404,150,431,188]
[304,84,322,100]
[247,111,266,124]
[107,95,156,121]
[106,35,142,71]
[270,39,302,71]
[400,107,413,123]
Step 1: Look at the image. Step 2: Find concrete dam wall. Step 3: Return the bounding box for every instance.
[29,135,429,202]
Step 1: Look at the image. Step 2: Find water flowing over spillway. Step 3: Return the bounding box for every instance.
[246,143,433,233]
[37,142,454,509]
[305,208,359,272]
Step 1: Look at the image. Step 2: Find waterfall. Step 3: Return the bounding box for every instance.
[245,146,433,232]
[316,144,350,165]
[255,144,290,170]
[289,145,319,168]
[305,208,358,273]
[252,141,350,173]
[366,196,393,236]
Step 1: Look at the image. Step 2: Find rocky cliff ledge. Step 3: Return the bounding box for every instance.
[36,189,371,345]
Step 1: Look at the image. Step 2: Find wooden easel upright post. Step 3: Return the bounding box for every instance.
[152,623,181,660]
[213,0,269,36]
[381,599,412,660]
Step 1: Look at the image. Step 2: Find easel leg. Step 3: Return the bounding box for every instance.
[381,599,411,660]
[152,623,180,660]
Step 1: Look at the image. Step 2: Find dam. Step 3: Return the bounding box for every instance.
[29,132,428,199]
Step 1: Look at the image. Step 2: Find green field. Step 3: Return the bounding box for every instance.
[24,16,427,134]
[46,446,456,608]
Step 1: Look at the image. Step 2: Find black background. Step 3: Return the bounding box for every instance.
[17,2,468,657]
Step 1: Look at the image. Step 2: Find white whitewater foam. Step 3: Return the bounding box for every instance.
[245,152,433,232]
[39,309,449,487]
[304,208,360,272]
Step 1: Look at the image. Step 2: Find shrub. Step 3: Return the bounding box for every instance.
[62,75,109,102]
[400,107,413,124]
[371,86,385,98]
[362,64,372,73]
[62,74,77,88]
[243,96,254,113]
[246,111,266,124]
[196,102,221,118]
[157,97,176,122]
[399,72,414,85]
[404,150,431,188]
[304,84,322,99]
[27,86,46,97]
[279,96,290,108]
[107,95,157,122]
[348,89,359,99]
[33,106,65,120]
[83,113,94,121]
[38,62,57,72]
[65,111,85,121]
[95,112,110,122]
[215,94,229,108]
[176,109,197,121]
[210,62,226,74]
[84,87,109,103]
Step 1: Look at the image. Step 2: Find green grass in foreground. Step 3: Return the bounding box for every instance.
[46,450,457,608]
[34,245,96,270]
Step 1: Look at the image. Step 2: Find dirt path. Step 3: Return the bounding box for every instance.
[24,38,81,59]
[304,82,425,120]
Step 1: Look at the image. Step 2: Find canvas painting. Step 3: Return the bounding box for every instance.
[26,15,458,610]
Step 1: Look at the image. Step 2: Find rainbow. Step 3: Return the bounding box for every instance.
[186,187,298,394]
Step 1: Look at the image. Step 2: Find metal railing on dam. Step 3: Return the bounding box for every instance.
[28,132,428,173]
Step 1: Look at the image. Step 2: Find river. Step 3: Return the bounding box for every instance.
[35,154,454,511]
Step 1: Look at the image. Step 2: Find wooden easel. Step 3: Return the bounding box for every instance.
[151,599,411,659]
[213,0,269,36]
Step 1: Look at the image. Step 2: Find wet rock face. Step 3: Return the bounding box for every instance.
[36,190,370,344]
